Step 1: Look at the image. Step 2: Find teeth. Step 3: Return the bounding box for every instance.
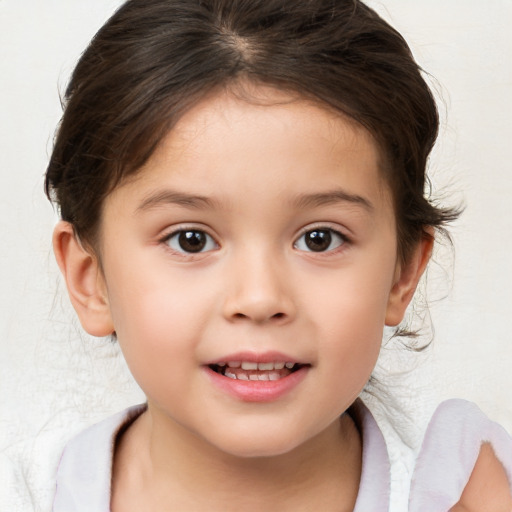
[220,368,290,381]
[224,361,295,370]
[216,360,300,377]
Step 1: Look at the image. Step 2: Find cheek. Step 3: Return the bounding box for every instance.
[320,307,383,382]
[108,287,202,408]
[300,262,394,387]
[103,263,213,378]
[315,314,382,417]
[106,251,211,329]
[300,261,394,334]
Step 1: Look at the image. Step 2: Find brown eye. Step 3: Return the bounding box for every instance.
[295,229,345,253]
[166,230,217,253]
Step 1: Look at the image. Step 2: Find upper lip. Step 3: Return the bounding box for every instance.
[204,351,308,366]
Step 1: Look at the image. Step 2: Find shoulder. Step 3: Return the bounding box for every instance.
[409,399,512,512]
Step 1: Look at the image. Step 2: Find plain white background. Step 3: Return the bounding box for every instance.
[1,1,511,510]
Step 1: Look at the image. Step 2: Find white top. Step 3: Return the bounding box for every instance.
[52,399,512,512]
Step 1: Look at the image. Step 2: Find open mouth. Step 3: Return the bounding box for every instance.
[208,361,307,381]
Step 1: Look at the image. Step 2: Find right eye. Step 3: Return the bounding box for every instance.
[165,229,218,254]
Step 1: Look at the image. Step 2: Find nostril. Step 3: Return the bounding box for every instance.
[230,311,286,322]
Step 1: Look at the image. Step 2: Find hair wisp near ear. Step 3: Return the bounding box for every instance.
[385,231,433,327]
[52,221,115,337]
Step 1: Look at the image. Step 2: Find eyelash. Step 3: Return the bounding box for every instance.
[161,227,219,256]
[159,225,350,257]
[293,226,349,254]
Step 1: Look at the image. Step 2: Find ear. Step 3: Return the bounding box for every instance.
[385,231,434,326]
[53,221,115,337]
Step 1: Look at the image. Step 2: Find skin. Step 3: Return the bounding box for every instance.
[450,444,512,512]
[54,86,436,511]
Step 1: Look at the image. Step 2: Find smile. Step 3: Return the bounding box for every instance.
[205,354,310,402]
[209,361,305,381]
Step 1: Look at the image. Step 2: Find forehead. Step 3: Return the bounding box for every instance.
[111,86,392,215]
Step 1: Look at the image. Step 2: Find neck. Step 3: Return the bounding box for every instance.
[113,404,362,512]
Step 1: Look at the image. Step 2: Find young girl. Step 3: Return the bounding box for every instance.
[45,0,512,510]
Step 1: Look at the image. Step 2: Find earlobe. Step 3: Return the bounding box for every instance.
[385,232,434,327]
[52,221,115,337]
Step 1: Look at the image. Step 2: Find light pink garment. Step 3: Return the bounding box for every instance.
[52,400,390,511]
[409,399,512,511]
[53,405,146,512]
[350,399,390,511]
[52,399,512,511]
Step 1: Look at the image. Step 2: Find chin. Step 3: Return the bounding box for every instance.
[206,427,308,459]
[218,442,301,460]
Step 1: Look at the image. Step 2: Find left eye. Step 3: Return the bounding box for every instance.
[165,230,217,254]
[294,228,346,253]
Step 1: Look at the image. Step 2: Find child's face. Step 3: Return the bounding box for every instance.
[82,87,422,457]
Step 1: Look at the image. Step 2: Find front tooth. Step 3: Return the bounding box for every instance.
[225,370,237,379]
[241,362,258,370]
[274,362,285,370]
[258,373,270,381]
[238,373,249,381]
[285,362,294,369]
[217,362,226,367]
[269,372,280,381]
[258,362,274,370]
[228,361,241,368]
[249,374,259,381]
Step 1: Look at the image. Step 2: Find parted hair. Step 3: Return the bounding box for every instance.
[45,0,459,262]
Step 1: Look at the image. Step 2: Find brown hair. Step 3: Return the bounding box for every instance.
[45,0,459,262]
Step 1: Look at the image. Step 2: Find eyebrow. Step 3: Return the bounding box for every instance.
[136,190,217,213]
[291,189,374,212]
[136,188,374,214]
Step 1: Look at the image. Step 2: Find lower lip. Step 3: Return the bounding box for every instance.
[204,366,309,402]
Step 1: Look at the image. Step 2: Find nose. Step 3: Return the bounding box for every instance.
[222,250,296,325]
